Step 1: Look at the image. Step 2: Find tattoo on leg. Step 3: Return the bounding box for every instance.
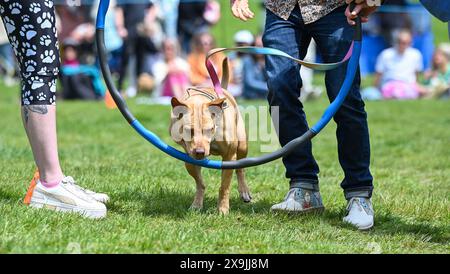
[23,105,49,124]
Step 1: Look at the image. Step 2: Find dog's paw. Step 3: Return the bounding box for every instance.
[218,206,230,215]
[240,192,253,203]
[189,202,203,211]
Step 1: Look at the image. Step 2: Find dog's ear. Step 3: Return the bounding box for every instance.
[208,98,226,109]
[171,97,186,108]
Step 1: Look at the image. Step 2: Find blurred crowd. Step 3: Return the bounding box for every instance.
[0,0,449,103]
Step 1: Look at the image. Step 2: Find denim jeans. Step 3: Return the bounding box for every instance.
[262,5,374,199]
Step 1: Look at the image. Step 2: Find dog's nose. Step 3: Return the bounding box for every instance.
[193,148,206,158]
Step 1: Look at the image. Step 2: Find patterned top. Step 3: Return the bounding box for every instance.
[265,0,345,24]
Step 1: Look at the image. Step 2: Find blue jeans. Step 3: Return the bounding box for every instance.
[263,5,373,199]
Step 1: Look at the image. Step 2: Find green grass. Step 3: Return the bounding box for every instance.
[0,2,448,254]
[0,80,449,254]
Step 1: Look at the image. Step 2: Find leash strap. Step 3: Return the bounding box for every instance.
[205,42,354,97]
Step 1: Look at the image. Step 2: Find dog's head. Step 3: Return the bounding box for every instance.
[170,94,226,160]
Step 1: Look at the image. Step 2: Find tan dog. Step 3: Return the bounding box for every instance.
[169,61,251,214]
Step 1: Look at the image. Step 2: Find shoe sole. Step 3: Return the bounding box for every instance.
[271,206,325,215]
[343,218,374,231]
[30,199,106,219]
[356,223,374,231]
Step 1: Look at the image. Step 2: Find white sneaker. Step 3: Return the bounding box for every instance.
[63,176,110,204]
[271,188,325,213]
[343,197,374,230]
[29,180,107,219]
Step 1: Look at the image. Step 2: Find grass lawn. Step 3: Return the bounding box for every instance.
[0,79,449,254]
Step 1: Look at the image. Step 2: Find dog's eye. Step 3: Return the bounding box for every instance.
[178,113,183,120]
[203,127,214,135]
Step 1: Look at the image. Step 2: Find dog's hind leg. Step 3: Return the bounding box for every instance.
[236,142,252,203]
[186,163,205,210]
[236,113,252,203]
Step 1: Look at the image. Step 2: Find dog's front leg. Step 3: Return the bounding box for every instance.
[218,153,236,215]
[186,163,205,210]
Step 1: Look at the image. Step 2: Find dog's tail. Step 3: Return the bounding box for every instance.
[221,57,230,90]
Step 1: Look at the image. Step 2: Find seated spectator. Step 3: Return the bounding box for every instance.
[228,30,254,97]
[375,30,424,99]
[187,32,227,87]
[242,35,269,100]
[60,39,105,100]
[152,39,190,98]
[419,47,450,99]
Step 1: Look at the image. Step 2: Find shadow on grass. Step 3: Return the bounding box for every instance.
[115,188,449,244]
[114,187,274,218]
[0,188,22,205]
[316,208,449,244]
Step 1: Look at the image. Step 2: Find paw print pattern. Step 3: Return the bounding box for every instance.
[37,92,47,101]
[41,50,56,64]
[39,35,52,46]
[20,24,37,40]
[1,0,60,106]
[37,12,54,29]
[29,3,41,14]
[44,0,54,9]
[28,76,45,90]
[22,42,37,57]
[3,16,15,34]
[9,2,22,15]
[21,14,30,22]
[25,60,37,73]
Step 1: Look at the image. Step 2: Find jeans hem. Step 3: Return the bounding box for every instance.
[344,188,373,200]
[290,179,320,191]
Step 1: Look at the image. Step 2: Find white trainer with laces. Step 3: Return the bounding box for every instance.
[63,176,110,204]
[343,197,374,230]
[29,180,107,219]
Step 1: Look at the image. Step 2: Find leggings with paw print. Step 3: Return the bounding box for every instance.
[0,0,60,105]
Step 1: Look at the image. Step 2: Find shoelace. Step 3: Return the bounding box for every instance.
[346,197,361,212]
[63,176,93,195]
[347,198,373,215]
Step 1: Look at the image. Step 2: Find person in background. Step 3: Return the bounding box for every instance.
[187,32,227,86]
[136,9,164,95]
[92,0,123,74]
[419,47,450,98]
[152,39,190,99]
[155,0,180,39]
[241,35,269,100]
[227,30,254,97]
[177,0,208,54]
[115,0,154,98]
[378,0,412,46]
[0,20,16,86]
[375,29,424,99]
[60,39,106,100]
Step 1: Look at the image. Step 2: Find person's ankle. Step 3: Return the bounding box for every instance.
[40,180,61,188]
[40,171,63,186]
